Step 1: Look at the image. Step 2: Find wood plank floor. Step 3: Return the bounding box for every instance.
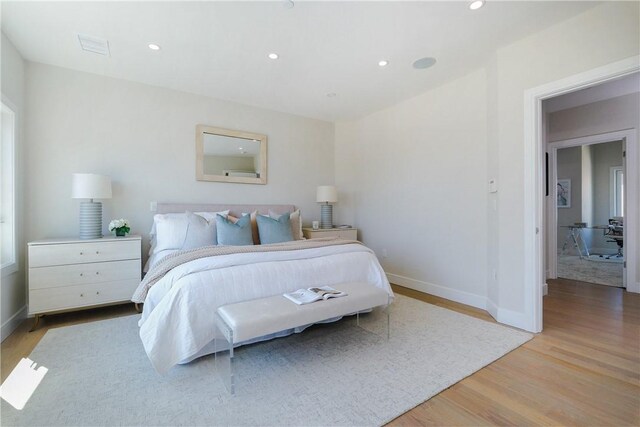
[390,279,640,426]
[2,279,638,425]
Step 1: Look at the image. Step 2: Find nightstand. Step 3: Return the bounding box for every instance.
[27,235,142,330]
[302,227,358,240]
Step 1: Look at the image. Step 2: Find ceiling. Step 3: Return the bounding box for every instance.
[545,72,640,113]
[1,1,598,121]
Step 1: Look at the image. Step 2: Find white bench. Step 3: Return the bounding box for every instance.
[214,282,391,394]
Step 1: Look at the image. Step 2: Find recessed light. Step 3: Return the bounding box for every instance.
[378,60,389,67]
[469,1,485,10]
[283,0,294,9]
[326,93,337,98]
[148,43,161,51]
[268,53,279,60]
[413,57,437,70]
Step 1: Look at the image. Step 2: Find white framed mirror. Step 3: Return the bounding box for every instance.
[196,125,267,184]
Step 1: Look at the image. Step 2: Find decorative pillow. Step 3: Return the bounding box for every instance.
[149,210,228,255]
[269,209,303,240]
[182,212,217,250]
[216,214,254,246]
[256,212,294,244]
[154,214,189,252]
[194,210,230,223]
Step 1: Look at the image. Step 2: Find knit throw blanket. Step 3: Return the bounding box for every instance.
[131,238,361,303]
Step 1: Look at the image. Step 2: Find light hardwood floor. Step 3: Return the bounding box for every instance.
[390,279,640,426]
[2,279,638,425]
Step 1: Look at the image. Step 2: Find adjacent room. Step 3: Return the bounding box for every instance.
[545,72,639,289]
[1,1,638,426]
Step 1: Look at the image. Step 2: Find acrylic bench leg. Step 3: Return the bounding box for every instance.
[215,316,235,395]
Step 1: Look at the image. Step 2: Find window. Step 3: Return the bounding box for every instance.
[1,99,16,275]
[610,166,624,218]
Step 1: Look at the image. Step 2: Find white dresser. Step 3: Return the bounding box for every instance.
[28,235,141,325]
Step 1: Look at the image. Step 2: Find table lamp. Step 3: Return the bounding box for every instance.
[316,185,338,229]
[72,173,112,239]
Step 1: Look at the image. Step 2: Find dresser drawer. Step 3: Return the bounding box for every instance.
[302,228,358,240]
[28,279,139,315]
[29,240,140,267]
[29,260,141,290]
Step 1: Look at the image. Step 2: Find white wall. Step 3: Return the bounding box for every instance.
[592,141,624,251]
[336,2,639,330]
[24,63,335,259]
[336,68,489,309]
[1,32,26,340]
[556,146,583,252]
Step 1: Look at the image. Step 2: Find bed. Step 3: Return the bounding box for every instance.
[135,203,394,374]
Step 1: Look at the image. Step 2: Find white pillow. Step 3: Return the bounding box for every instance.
[149,210,229,254]
[154,215,189,252]
[195,210,229,223]
[182,212,217,249]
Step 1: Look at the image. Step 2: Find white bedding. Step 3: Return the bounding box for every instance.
[139,243,393,373]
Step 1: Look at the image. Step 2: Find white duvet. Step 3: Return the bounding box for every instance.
[139,243,393,373]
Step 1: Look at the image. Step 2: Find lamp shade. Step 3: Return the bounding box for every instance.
[316,185,338,203]
[72,173,112,199]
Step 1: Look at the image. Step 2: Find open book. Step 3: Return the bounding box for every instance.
[283,286,347,305]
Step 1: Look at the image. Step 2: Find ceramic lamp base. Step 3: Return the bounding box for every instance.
[320,203,333,229]
[79,201,103,239]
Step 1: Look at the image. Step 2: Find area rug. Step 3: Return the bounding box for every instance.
[558,254,623,287]
[1,295,531,426]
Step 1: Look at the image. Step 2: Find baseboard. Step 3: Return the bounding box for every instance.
[492,307,532,331]
[543,283,549,296]
[388,273,536,331]
[386,272,487,311]
[1,305,26,342]
[485,297,498,319]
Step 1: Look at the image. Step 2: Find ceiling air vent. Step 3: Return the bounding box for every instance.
[77,33,110,56]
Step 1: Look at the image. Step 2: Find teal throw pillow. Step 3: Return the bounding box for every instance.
[256,213,294,244]
[215,214,254,246]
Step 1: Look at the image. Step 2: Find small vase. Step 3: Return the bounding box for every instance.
[115,229,126,237]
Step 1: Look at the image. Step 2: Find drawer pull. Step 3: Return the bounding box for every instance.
[80,273,84,277]
[95,271,99,275]
[80,252,83,255]
[96,291,100,295]
[80,293,84,297]
[96,251,99,254]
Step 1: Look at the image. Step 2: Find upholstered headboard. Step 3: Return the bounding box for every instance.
[156,203,296,217]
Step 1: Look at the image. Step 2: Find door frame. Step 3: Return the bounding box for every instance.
[523,55,639,333]
[546,130,637,289]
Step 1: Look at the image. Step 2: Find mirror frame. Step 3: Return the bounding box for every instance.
[196,124,268,185]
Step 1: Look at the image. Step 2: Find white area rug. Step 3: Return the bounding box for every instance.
[2,295,531,426]
[558,255,623,287]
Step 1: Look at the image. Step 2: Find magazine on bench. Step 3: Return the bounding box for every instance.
[283,286,347,305]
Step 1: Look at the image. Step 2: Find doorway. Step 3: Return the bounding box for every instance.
[523,56,639,333]
[548,137,627,288]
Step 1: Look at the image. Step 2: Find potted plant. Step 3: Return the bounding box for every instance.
[109,219,131,237]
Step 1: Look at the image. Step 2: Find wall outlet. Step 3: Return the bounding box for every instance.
[150,201,157,212]
[489,178,498,193]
